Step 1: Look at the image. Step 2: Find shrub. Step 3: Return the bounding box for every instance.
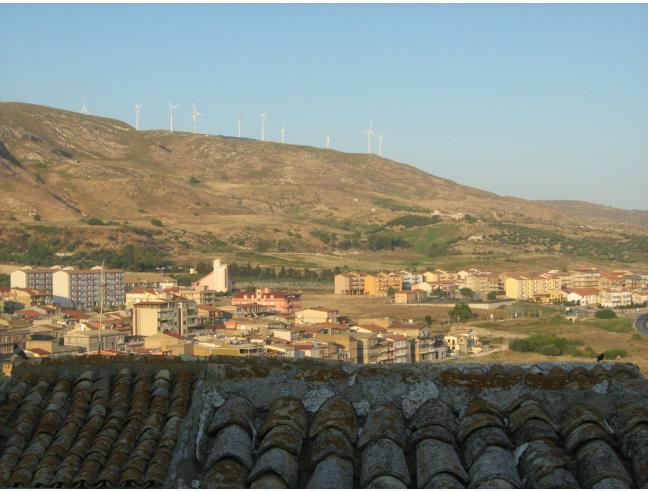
[509,335,586,356]
[189,176,200,185]
[385,215,440,228]
[595,309,617,319]
[151,219,163,227]
[32,214,41,221]
[487,291,498,301]
[603,349,628,359]
[87,218,104,226]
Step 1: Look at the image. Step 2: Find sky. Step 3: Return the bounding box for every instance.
[1,4,647,211]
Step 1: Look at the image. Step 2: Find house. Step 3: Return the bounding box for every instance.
[382,333,411,363]
[295,307,340,325]
[193,259,231,293]
[394,289,425,304]
[563,288,600,306]
[411,282,434,296]
[0,319,31,355]
[132,300,178,337]
[400,271,424,290]
[632,291,648,305]
[125,287,161,308]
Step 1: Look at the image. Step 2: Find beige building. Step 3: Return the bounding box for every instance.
[364,273,402,296]
[567,269,601,288]
[334,272,366,295]
[3,288,51,308]
[132,300,178,336]
[295,307,340,325]
[194,259,232,293]
[394,289,425,304]
[63,328,125,352]
[10,266,61,293]
[599,289,632,308]
[503,273,562,301]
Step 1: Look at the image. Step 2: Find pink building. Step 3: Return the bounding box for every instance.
[231,288,302,315]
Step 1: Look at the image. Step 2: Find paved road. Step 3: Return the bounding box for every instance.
[635,313,648,335]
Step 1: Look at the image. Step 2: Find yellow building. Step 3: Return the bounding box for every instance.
[363,273,403,296]
[504,273,562,300]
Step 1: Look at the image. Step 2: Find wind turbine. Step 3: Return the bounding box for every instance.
[260,113,268,141]
[192,104,204,134]
[326,135,331,149]
[134,103,143,131]
[280,125,286,144]
[378,132,385,157]
[236,117,242,138]
[81,98,90,115]
[365,120,375,154]
[168,102,179,133]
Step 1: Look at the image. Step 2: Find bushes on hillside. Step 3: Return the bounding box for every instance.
[87,218,105,226]
[385,215,440,229]
[595,308,617,319]
[449,303,474,321]
[151,218,163,227]
[509,335,588,356]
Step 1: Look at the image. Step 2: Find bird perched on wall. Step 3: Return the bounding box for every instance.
[597,353,605,362]
[13,344,28,359]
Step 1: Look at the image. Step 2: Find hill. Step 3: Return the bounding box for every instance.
[1,101,646,272]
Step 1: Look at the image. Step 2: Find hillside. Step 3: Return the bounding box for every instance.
[1,101,647,272]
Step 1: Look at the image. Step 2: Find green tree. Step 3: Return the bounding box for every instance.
[487,291,498,301]
[151,218,163,227]
[460,287,476,299]
[0,273,9,288]
[188,176,200,185]
[424,315,433,328]
[87,217,104,226]
[32,214,41,221]
[449,303,473,321]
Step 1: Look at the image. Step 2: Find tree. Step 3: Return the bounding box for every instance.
[487,291,498,301]
[151,218,163,227]
[424,315,433,328]
[449,303,473,321]
[32,214,41,221]
[460,288,476,299]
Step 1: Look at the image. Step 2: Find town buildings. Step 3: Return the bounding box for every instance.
[194,258,232,293]
[231,288,302,315]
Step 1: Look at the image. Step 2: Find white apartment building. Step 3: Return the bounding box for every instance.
[599,289,632,308]
[13,265,125,308]
[11,266,62,293]
[52,267,125,308]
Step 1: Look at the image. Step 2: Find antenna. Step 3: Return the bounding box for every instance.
[81,98,90,115]
[98,261,105,356]
[378,132,385,157]
[134,103,143,131]
[168,102,179,132]
[236,117,242,138]
[365,120,375,154]
[280,125,286,144]
[192,104,204,134]
[260,113,267,141]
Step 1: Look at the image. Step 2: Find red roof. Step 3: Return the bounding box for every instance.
[566,288,600,296]
[164,332,185,340]
[127,287,157,294]
[29,348,51,356]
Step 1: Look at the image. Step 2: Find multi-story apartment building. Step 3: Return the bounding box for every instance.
[567,269,601,289]
[48,266,126,308]
[232,288,302,315]
[599,289,632,308]
[364,273,403,296]
[334,272,366,295]
[11,266,62,293]
[503,273,562,301]
[464,272,501,299]
[382,334,411,363]
[132,300,178,336]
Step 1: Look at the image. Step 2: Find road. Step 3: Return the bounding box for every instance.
[635,313,648,336]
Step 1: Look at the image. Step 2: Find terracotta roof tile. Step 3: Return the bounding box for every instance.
[2,358,648,488]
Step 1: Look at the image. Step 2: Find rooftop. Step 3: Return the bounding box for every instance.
[1,356,648,488]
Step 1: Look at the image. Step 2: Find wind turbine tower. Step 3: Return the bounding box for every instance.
[378,132,385,157]
[134,103,143,131]
[236,117,242,138]
[192,104,204,134]
[81,98,90,115]
[168,102,179,133]
[326,135,331,149]
[280,125,286,144]
[365,120,375,154]
[260,113,268,141]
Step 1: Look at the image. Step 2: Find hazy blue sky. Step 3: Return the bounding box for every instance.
[1,4,647,210]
